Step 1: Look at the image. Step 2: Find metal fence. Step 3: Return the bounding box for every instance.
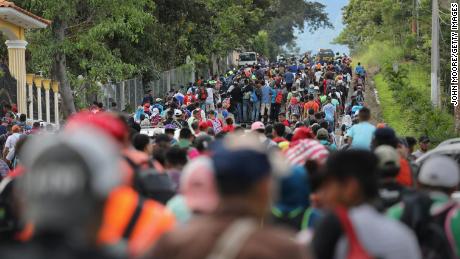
[98,58,234,112]
[100,78,144,113]
[150,64,195,97]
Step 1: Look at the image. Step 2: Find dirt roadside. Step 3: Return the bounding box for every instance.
[363,66,383,124]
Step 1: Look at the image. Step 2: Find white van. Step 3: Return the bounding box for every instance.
[238,52,257,67]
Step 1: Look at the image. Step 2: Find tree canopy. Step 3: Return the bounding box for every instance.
[10,0,331,115]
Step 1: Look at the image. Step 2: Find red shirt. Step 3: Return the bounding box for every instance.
[223,124,235,133]
[281,119,290,127]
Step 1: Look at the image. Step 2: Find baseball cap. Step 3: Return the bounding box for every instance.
[12,125,21,133]
[374,145,400,171]
[213,147,271,186]
[292,127,315,142]
[418,156,460,188]
[174,109,182,117]
[373,127,398,148]
[251,121,265,131]
[419,135,430,143]
[19,129,121,232]
[376,123,386,129]
[65,112,128,145]
[180,157,218,213]
[316,128,329,140]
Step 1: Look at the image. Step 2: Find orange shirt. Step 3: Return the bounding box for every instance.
[396,157,413,187]
[304,101,319,114]
[98,186,176,258]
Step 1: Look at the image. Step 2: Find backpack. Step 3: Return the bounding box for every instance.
[200,88,208,101]
[400,192,456,259]
[271,207,304,231]
[356,93,364,104]
[326,80,335,93]
[335,206,375,259]
[124,156,175,204]
[275,91,283,104]
[0,177,16,237]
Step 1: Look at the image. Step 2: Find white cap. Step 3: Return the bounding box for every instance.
[174,109,182,116]
[418,156,460,188]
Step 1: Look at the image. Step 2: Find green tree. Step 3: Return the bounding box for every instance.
[18,0,154,115]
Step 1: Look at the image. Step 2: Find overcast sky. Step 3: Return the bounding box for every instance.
[295,0,349,55]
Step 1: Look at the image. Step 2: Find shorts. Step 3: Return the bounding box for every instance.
[261,103,271,116]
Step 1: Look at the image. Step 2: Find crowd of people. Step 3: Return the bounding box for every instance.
[134,54,366,136]
[0,55,459,259]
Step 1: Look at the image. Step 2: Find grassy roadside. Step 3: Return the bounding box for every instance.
[373,74,415,136]
[354,41,457,141]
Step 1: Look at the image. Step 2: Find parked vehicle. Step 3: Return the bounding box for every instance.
[237,52,257,67]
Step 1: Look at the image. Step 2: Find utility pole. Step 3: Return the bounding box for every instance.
[416,0,420,40]
[431,0,441,108]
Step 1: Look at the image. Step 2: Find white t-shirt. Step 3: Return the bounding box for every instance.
[4,133,21,162]
[315,71,323,83]
[4,133,21,151]
[206,88,214,103]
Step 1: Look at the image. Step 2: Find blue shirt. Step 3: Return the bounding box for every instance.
[355,65,365,76]
[261,85,272,104]
[347,122,376,150]
[285,72,295,84]
[271,88,281,103]
[322,103,335,122]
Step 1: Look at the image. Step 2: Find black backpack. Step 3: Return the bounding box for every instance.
[400,192,456,259]
[124,157,175,204]
[0,177,19,240]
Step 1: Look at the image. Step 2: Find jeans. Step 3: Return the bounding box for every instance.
[271,103,281,121]
[242,99,251,123]
[234,102,243,124]
[252,101,261,122]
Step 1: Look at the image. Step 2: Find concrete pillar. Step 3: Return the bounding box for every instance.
[43,79,51,124]
[34,77,43,121]
[26,74,34,120]
[5,40,28,115]
[52,81,59,126]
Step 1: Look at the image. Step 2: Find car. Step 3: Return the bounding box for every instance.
[276,55,286,63]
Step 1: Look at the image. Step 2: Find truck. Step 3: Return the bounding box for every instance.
[237,52,257,67]
[317,49,335,62]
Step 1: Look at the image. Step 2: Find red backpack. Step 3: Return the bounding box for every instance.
[275,91,283,104]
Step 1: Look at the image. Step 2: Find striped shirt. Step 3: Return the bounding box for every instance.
[285,139,329,166]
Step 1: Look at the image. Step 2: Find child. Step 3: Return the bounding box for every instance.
[287,97,301,119]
